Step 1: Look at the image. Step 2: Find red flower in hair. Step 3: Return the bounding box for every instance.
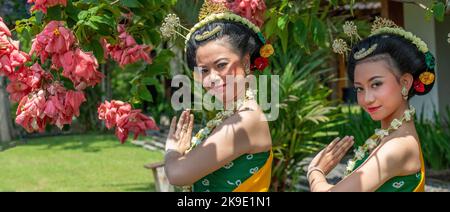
[414,80,425,93]
[253,57,269,71]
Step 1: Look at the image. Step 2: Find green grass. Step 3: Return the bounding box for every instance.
[0,134,163,192]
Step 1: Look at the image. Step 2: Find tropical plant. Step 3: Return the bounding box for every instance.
[417,106,450,170]
[268,44,344,191]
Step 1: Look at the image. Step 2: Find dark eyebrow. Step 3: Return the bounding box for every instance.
[354,76,384,85]
[369,76,384,82]
[214,58,228,64]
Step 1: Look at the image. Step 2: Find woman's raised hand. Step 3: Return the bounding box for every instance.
[308,136,355,176]
[165,110,194,155]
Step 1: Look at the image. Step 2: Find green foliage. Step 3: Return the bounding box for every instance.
[417,106,450,170]
[426,1,448,22]
[264,0,352,53]
[269,45,342,191]
[334,105,379,147]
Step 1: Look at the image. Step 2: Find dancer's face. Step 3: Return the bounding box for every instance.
[354,60,411,121]
[194,38,249,104]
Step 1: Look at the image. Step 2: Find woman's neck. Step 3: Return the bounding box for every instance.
[380,103,410,129]
[223,89,246,111]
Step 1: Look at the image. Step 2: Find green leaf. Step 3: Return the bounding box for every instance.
[311,17,327,47]
[145,64,167,77]
[85,21,99,30]
[433,2,445,22]
[293,20,307,48]
[264,15,278,39]
[35,12,44,25]
[278,24,289,54]
[88,5,101,14]
[277,15,289,31]
[142,77,159,85]
[138,85,153,102]
[120,0,143,8]
[89,15,115,27]
[124,61,146,72]
[90,39,105,63]
[46,6,63,20]
[78,11,89,20]
[65,1,80,23]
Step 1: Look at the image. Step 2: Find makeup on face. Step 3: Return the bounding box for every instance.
[354,60,404,121]
[195,40,246,102]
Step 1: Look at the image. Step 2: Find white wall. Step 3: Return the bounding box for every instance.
[404,2,450,120]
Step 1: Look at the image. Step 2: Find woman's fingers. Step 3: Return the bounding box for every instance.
[179,110,192,141]
[329,136,347,153]
[168,116,177,137]
[175,111,188,139]
[186,114,194,138]
[333,136,354,156]
[326,137,341,152]
[181,114,195,147]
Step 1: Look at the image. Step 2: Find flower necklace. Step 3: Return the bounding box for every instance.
[180,89,256,192]
[186,89,257,153]
[345,106,416,176]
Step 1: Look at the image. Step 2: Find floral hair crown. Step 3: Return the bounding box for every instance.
[332,17,436,94]
[160,0,273,72]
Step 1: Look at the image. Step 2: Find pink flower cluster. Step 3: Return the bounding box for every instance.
[102,25,153,68]
[28,0,67,14]
[6,63,53,102]
[212,0,266,27]
[30,21,75,64]
[58,49,104,90]
[0,18,30,77]
[30,21,104,90]
[16,82,86,133]
[98,100,159,143]
[0,19,87,132]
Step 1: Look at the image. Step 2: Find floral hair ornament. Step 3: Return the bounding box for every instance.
[354,44,378,60]
[333,17,437,90]
[332,21,364,57]
[160,13,189,40]
[161,0,273,72]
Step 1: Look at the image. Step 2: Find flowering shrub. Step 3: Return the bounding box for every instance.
[102,24,153,68]
[212,0,266,27]
[98,100,159,143]
[1,0,176,143]
[28,0,68,14]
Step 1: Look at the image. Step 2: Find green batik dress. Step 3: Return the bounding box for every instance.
[193,151,270,192]
[349,150,425,192]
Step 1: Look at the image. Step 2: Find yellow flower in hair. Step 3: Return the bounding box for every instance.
[260,44,274,58]
[419,71,435,85]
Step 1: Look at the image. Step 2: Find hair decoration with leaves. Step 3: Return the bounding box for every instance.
[332,17,436,94]
[160,0,274,72]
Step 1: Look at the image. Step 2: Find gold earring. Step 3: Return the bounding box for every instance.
[245,63,251,75]
[402,85,409,100]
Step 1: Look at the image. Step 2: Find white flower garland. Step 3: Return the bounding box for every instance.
[185,12,261,46]
[345,106,416,175]
[371,27,429,53]
[187,89,257,152]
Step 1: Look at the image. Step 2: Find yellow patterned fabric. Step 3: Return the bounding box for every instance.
[233,151,273,192]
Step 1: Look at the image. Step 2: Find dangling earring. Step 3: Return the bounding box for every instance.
[401,85,409,100]
[245,63,251,75]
